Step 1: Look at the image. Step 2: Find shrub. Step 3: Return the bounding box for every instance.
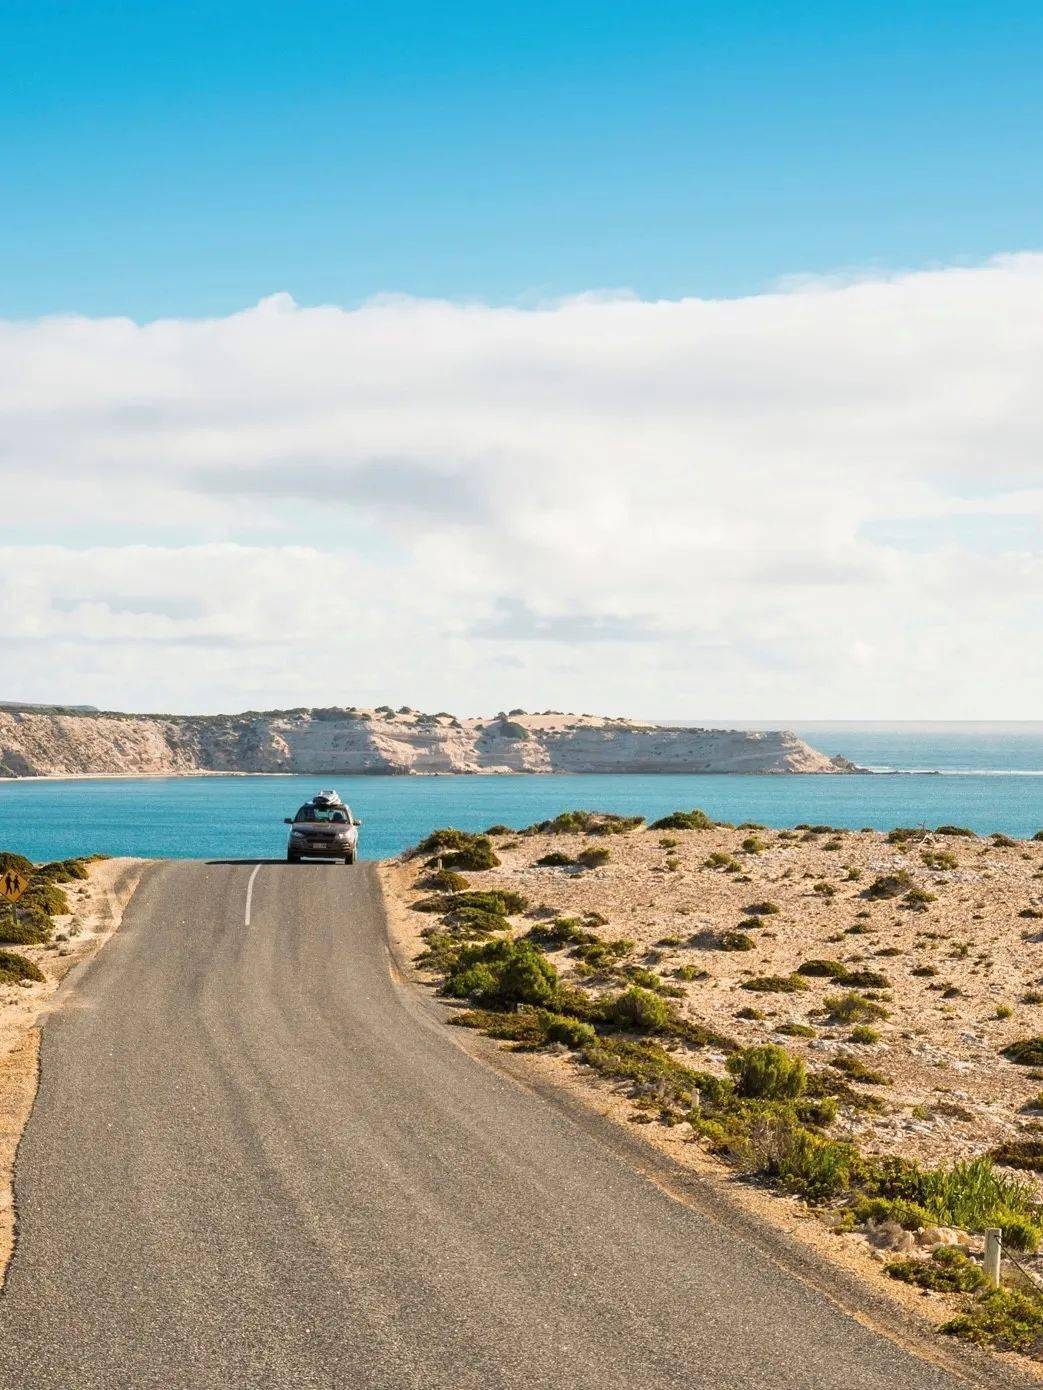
[484,824,512,836]
[743,974,809,994]
[886,1247,986,1293]
[726,1044,806,1100]
[742,1110,856,1201]
[719,931,755,952]
[572,937,634,969]
[450,889,528,916]
[849,1025,880,1044]
[991,832,1017,847]
[442,939,558,1009]
[942,1287,1043,1352]
[777,1022,816,1039]
[674,964,707,982]
[989,1139,1043,1172]
[425,868,469,893]
[577,846,611,868]
[582,1037,713,1109]
[602,986,680,1034]
[797,959,848,979]
[904,886,937,909]
[539,1012,598,1048]
[831,1053,889,1085]
[886,827,924,845]
[1003,1037,1043,1066]
[0,851,33,877]
[535,851,576,867]
[823,992,890,1023]
[853,1195,932,1230]
[741,835,769,853]
[936,825,977,838]
[812,881,836,897]
[527,811,643,836]
[0,950,44,985]
[865,872,913,899]
[745,900,781,916]
[415,829,501,871]
[650,809,714,831]
[921,850,958,870]
[704,852,741,872]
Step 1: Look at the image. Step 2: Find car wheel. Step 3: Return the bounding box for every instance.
[287,852,301,863]
[344,849,357,865]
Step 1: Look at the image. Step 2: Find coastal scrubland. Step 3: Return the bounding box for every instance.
[382,813,1043,1366]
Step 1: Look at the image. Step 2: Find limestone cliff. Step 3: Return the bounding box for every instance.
[0,706,857,777]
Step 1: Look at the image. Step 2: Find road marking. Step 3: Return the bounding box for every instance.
[244,864,262,927]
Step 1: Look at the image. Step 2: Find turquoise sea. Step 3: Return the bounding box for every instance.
[0,723,1040,863]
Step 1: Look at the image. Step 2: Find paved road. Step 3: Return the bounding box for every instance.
[0,862,992,1388]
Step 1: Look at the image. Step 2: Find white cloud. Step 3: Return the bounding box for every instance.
[2,256,1043,716]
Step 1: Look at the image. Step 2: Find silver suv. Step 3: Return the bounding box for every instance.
[284,789,361,864]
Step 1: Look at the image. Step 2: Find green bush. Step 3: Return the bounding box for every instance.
[582,1037,716,1109]
[450,889,529,916]
[536,851,576,867]
[602,985,680,1034]
[526,810,643,836]
[650,809,714,831]
[989,1139,1043,1172]
[415,828,501,871]
[741,835,769,853]
[726,1044,806,1100]
[921,850,958,870]
[831,1053,889,1085]
[577,846,611,868]
[865,871,913,899]
[742,974,809,994]
[1003,1037,1043,1066]
[849,1025,880,1044]
[744,900,781,916]
[0,851,33,877]
[426,868,469,893]
[0,950,45,985]
[904,886,937,909]
[823,992,890,1023]
[442,938,558,1009]
[797,959,848,978]
[935,825,977,838]
[777,1022,816,1039]
[718,930,755,951]
[704,851,741,871]
[886,1247,986,1293]
[742,1110,856,1201]
[853,1194,932,1230]
[942,1287,1043,1352]
[539,1011,597,1048]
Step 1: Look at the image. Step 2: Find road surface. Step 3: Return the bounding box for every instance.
[0,862,1003,1388]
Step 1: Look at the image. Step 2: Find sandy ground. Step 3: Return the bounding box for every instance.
[380,819,1043,1378]
[0,856,147,1276]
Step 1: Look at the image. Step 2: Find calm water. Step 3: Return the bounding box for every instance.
[1,721,1041,862]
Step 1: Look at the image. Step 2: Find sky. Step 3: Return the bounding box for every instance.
[2,1,1042,717]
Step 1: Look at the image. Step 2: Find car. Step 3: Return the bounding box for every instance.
[284,789,362,864]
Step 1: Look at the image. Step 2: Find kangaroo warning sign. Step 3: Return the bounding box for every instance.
[0,868,30,902]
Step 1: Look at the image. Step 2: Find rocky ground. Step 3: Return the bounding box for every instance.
[381,811,1043,1371]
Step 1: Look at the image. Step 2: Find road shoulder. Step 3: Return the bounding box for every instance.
[0,856,149,1279]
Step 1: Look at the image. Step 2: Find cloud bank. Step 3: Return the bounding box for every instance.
[3,255,1042,715]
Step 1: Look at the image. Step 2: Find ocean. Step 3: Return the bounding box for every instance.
[0,723,1040,863]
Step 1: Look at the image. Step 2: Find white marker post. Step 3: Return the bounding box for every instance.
[984,1228,1002,1288]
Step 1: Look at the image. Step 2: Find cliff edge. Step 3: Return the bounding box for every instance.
[0,706,857,778]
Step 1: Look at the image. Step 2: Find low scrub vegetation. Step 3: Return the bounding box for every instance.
[0,949,45,984]
[524,811,643,836]
[650,809,715,831]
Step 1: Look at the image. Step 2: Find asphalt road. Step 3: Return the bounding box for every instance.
[0,861,997,1388]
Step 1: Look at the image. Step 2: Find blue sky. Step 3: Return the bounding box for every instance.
[4,0,1043,319]
[3,3,1043,717]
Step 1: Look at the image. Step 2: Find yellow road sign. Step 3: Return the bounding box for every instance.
[0,868,30,903]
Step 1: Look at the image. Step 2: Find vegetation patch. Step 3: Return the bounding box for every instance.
[525,810,643,836]
[650,809,715,831]
[886,1247,986,1293]
[742,974,809,994]
[0,950,45,985]
[942,1287,1043,1353]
